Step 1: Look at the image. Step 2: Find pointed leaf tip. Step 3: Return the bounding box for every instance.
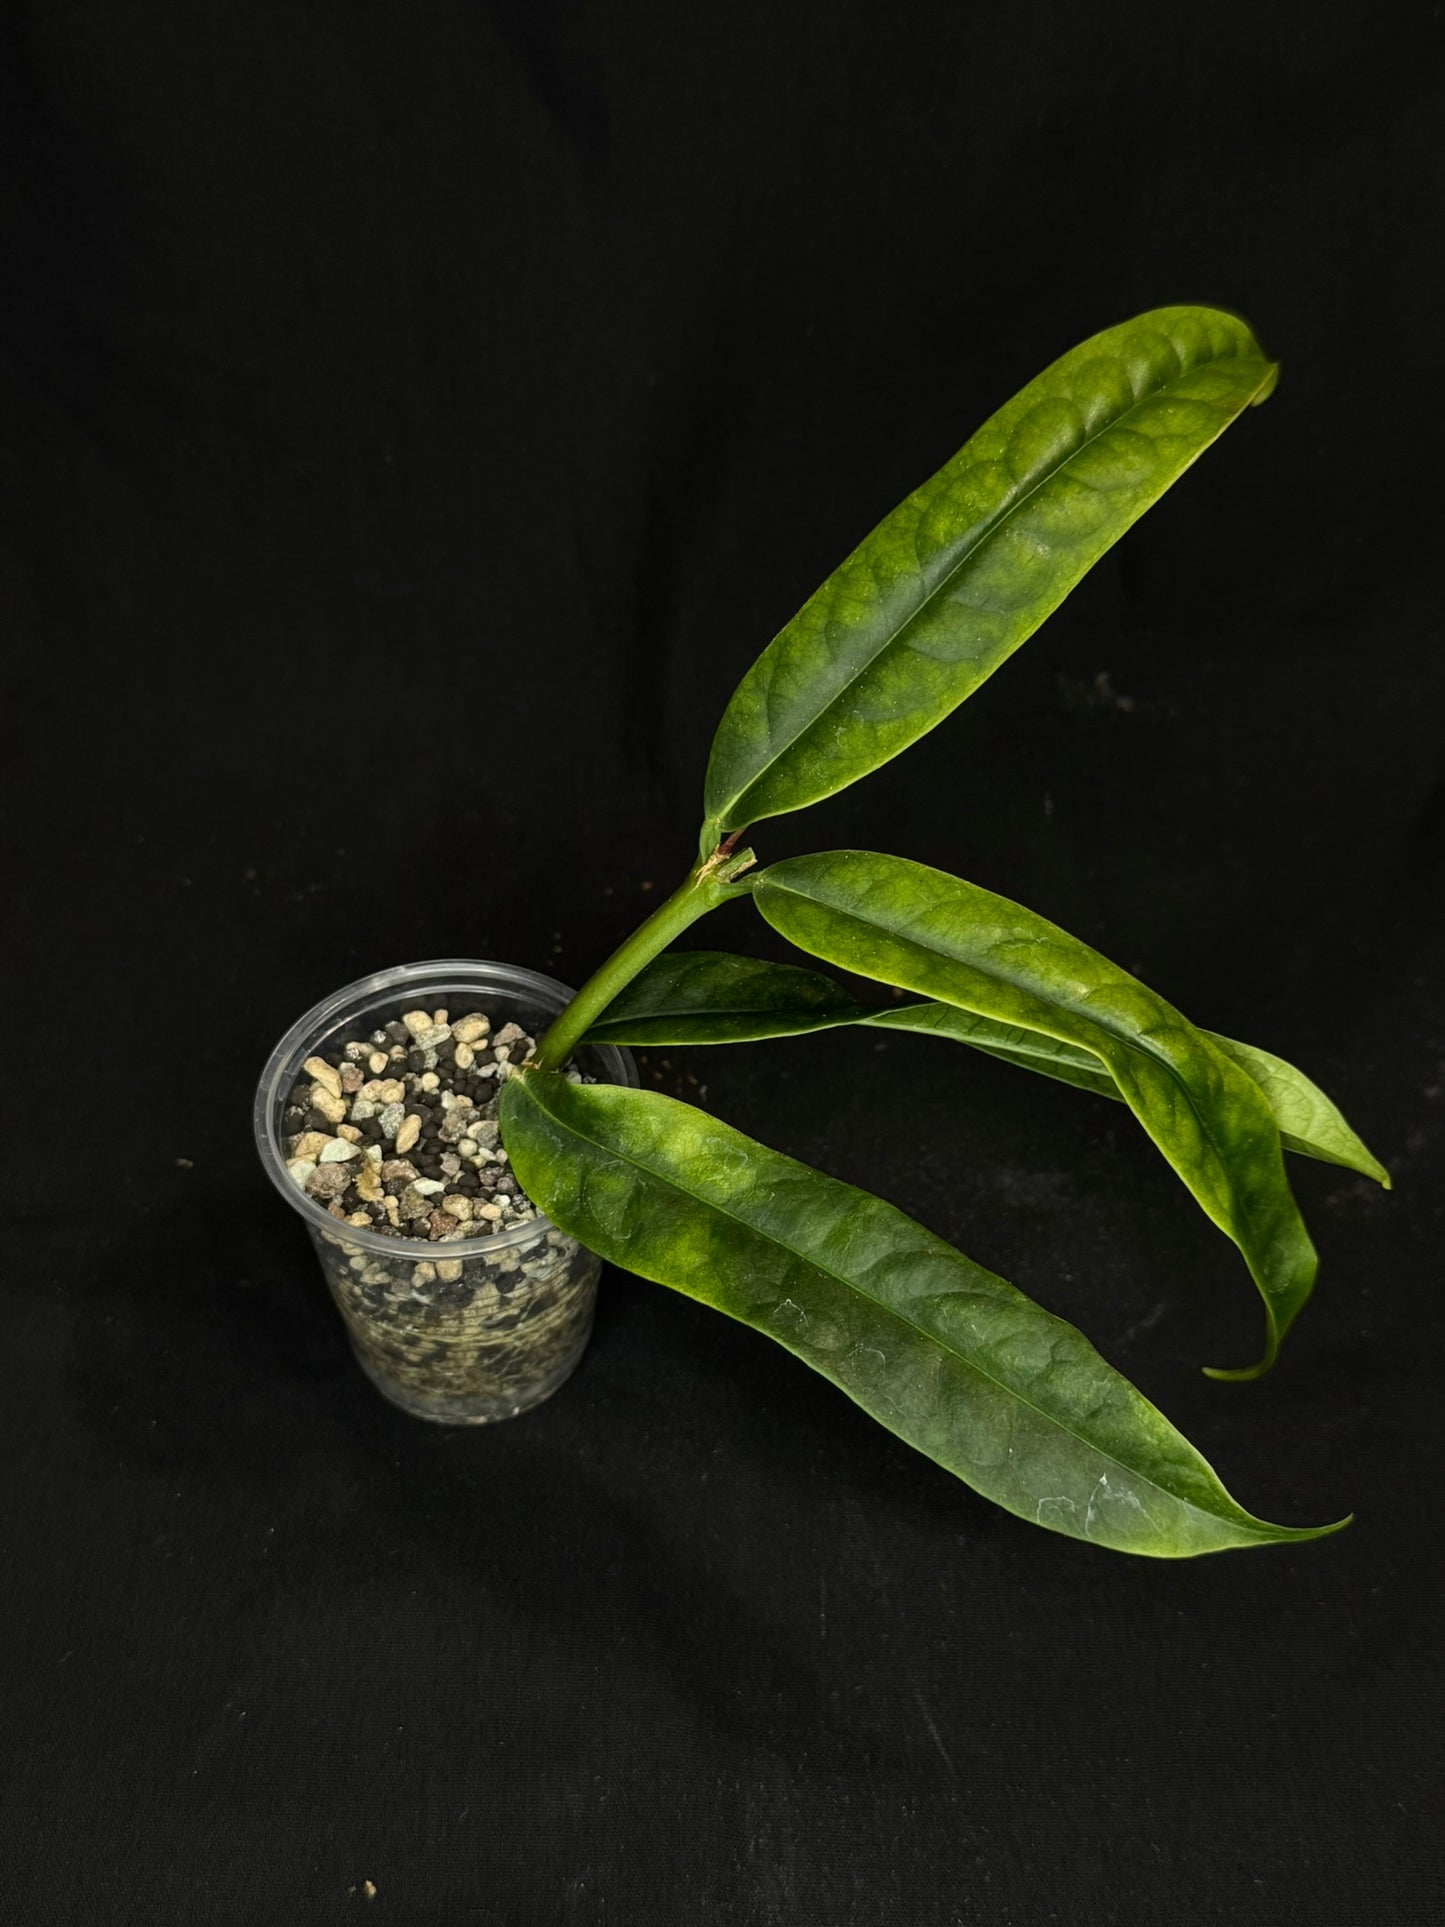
[1202,1354,1275,1385]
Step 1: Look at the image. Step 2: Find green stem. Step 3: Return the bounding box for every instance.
[532,848,755,1074]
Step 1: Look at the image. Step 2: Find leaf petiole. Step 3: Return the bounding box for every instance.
[531,845,756,1073]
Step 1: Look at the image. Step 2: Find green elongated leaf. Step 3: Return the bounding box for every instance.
[867,999,1125,1089]
[752,853,1318,1378]
[587,952,1390,1186]
[867,1004,1391,1186]
[498,1069,1344,1556]
[585,949,878,1045]
[703,306,1276,840]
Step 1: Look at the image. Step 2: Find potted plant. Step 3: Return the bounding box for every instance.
[259,305,1387,1557]
[255,959,639,1424]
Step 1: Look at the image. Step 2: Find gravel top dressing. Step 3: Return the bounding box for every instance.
[283,1005,577,1243]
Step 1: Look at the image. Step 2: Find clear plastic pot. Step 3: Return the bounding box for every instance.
[254,959,637,1424]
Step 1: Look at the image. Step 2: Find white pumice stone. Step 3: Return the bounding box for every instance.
[303,1056,343,1099]
[309,1084,347,1123]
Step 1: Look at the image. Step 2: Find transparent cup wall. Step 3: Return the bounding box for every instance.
[255,961,637,1424]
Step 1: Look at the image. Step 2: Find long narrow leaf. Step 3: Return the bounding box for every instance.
[587,951,1389,1185]
[752,854,1319,1377]
[498,1070,1343,1556]
[867,1004,1390,1184]
[703,307,1276,840]
[585,949,875,1046]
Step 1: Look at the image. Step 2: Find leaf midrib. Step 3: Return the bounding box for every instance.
[719,342,1270,825]
[527,1081,1273,1541]
[872,1008,1102,1058]
[599,1000,866,1025]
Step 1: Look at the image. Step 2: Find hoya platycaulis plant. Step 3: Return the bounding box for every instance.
[498,307,1388,1558]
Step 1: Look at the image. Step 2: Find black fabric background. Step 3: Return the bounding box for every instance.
[4,3,1443,1921]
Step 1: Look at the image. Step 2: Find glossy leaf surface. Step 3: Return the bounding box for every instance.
[1200,1031,1390,1186]
[753,853,1318,1376]
[498,1070,1342,1556]
[589,952,1388,1185]
[703,307,1276,839]
[585,949,876,1045]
